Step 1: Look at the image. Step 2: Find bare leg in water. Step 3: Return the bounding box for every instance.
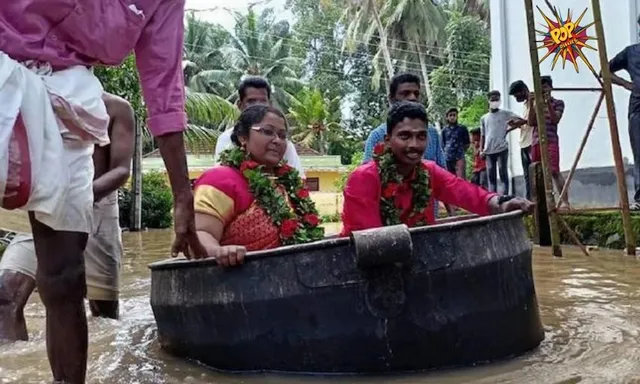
[0,271,118,343]
[0,270,36,341]
[30,212,88,384]
[89,300,118,319]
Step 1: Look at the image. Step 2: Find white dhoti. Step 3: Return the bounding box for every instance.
[0,51,109,233]
[0,192,123,300]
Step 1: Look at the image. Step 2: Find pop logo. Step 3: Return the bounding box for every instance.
[536,0,597,73]
[549,21,576,44]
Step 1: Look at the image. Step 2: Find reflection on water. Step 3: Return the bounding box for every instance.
[2,228,640,384]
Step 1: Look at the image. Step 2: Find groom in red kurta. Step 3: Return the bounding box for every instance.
[341,101,533,236]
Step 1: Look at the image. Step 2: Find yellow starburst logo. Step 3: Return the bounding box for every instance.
[536,0,598,73]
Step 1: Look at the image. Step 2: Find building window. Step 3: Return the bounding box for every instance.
[306,177,320,192]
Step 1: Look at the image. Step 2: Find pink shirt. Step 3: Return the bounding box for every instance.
[0,0,187,137]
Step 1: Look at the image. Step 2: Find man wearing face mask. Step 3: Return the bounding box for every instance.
[609,20,640,210]
[480,90,519,193]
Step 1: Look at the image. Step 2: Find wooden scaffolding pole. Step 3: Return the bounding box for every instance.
[590,0,636,255]
[556,92,604,207]
[523,0,562,257]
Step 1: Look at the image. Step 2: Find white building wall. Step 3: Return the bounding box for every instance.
[490,0,639,178]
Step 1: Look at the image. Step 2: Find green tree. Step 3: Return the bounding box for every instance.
[442,0,489,23]
[94,55,146,123]
[189,8,303,108]
[344,46,388,140]
[373,0,447,101]
[287,0,390,163]
[96,55,236,153]
[342,0,395,83]
[288,87,341,154]
[182,12,231,85]
[458,94,487,129]
[118,171,173,229]
[426,11,490,122]
[286,0,350,100]
[444,10,490,105]
[183,90,239,152]
[428,66,457,123]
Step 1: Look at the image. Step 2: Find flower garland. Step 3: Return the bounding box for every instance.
[219,146,325,245]
[372,143,431,227]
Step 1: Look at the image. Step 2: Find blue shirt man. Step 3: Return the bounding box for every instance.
[441,107,470,178]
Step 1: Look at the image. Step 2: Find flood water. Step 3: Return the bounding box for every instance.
[2,225,640,383]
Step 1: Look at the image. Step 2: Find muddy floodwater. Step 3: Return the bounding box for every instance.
[2,222,640,383]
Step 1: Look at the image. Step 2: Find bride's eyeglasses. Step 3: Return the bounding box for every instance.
[251,125,288,141]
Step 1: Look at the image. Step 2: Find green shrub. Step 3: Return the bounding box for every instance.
[321,212,341,223]
[119,171,173,229]
[524,212,640,249]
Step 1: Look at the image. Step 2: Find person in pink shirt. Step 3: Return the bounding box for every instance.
[0,2,205,383]
[341,101,533,237]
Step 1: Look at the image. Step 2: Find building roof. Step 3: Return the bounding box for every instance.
[293,143,321,156]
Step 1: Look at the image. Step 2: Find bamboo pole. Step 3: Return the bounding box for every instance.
[558,206,621,214]
[557,214,590,256]
[556,92,605,208]
[553,87,602,92]
[129,118,142,232]
[590,0,636,256]
[523,0,562,256]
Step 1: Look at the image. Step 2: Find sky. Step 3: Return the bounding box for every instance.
[185,0,291,30]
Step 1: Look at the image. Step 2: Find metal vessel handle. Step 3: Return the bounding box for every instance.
[350,224,413,268]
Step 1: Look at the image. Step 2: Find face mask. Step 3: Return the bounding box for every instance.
[489,101,501,109]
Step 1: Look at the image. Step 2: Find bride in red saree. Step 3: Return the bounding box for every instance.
[193,105,324,267]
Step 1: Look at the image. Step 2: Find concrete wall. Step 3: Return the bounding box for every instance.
[512,164,635,207]
[305,170,343,192]
[489,0,639,193]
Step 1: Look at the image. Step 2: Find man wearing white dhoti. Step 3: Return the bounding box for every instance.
[0,93,132,342]
[0,2,206,383]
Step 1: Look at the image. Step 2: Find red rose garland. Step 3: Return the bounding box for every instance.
[219,147,325,245]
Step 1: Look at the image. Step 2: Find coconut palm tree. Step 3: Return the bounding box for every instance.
[183,91,239,153]
[342,0,395,85]
[447,0,489,23]
[188,8,304,108]
[377,0,447,102]
[342,0,447,100]
[288,87,341,154]
[182,12,230,85]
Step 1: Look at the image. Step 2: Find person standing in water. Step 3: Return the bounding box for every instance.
[507,80,534,200]
[0,93,133,339]
[526,75,569,208]
[480,90,519,193]
[0,2,205,382]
